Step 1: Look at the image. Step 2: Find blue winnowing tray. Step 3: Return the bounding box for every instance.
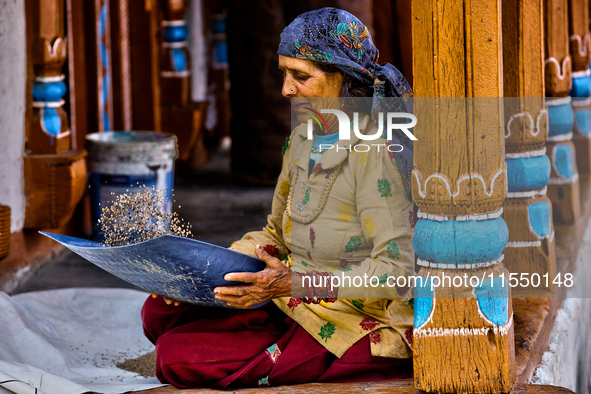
[40,232,266,308]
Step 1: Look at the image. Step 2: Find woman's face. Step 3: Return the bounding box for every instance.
[279,55,343,126]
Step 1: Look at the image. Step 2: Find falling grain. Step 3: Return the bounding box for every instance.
[99,186,192,246]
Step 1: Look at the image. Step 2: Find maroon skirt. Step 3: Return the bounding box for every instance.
[141,295,412,389]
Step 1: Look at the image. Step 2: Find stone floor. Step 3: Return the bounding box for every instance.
[13,149,275,295]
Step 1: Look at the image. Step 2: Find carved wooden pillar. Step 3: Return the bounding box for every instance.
[502,0,556,296]
[158,0,207,162]
[24,0,87,229]
[545,0,581,223]
[411,0,515,392]
[569,0,591,177]
[95,0,114,131]
[109,0,133,131]
[160,0,190,105]
[194,1,232,160]
[28,0,70,154]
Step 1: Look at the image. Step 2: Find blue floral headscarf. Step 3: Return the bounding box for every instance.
[278,7,414,192]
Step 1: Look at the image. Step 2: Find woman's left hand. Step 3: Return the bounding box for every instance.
[213,245,292,309]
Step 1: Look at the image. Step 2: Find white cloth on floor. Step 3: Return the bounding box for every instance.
[0,288,166,394]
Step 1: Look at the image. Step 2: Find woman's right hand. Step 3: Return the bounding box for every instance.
[151,292,182,307]
[213,245,293,308]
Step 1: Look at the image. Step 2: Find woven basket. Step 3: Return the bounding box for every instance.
[0,205,10,259]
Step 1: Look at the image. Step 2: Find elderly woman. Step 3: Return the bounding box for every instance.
[142,8,415,388]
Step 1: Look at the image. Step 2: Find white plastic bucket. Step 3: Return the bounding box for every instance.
[86,131,178,240]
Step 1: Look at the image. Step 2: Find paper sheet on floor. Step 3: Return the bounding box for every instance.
[0,288,167,394]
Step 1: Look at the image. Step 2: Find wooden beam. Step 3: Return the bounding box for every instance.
[127,380,574,394]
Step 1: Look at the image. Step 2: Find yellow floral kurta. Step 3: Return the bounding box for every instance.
[230,115,415,359]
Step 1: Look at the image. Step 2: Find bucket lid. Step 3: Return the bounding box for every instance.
[86,131,178,162]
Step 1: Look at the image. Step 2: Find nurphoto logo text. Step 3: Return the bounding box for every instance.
[306,110,417,141]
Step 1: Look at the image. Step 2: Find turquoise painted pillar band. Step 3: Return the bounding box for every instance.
[33,75,67,143]
[573,99,591,135]
[414,278,433,329]
[162,20,190,77]
[32,80,67,102]
[506,155,551,192]
[212,19,226,34]
[527,201,551,238]
[102,74,110,130]
[171,48,187,72]
[98,1,111,131]
[412,217,509,264]
[547,98,574,137]
[413,271,510,328]
[40,108,61,138]
[211,15,228,66]
[553,144,575,178]
[163,24,189,42]
[474,276,509,326]
[215,41,229,64]
[570,69,591,98]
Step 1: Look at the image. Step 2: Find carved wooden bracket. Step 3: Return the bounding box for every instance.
[568,0,591,71]
[545,0,573,97]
